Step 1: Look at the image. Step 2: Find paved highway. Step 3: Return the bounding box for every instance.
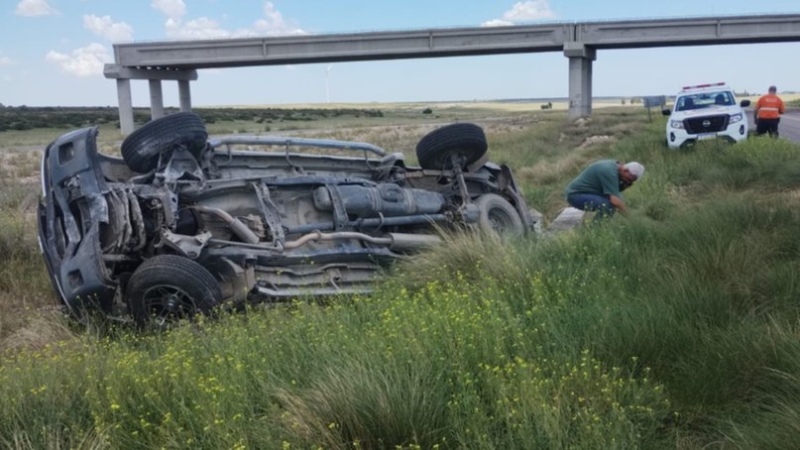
[778,110,800,143]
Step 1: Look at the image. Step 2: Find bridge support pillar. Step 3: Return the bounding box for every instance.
[149,79,165,120]
[115,78,135,136]
[178,80,192,112]
[564,43,596,120]
[104,64,199,135]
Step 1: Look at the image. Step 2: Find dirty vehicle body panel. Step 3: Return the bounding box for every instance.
[38,116,534,322]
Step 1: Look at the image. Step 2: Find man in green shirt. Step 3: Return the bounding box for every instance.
[564,160,644,219]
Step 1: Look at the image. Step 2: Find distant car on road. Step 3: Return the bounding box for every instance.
[662,82,751,149]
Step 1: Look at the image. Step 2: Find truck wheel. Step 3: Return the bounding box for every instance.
[416,123,488,170]
[121,112,208,173]
[475,194,524,236]
[126,255,222,327]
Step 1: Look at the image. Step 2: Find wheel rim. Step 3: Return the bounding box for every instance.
[487,208,515,233]
[141,284,198,325]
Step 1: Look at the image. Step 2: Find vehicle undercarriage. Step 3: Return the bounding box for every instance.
[38,113,537,326]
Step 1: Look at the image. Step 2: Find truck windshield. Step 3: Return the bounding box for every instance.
[676,91,735,111]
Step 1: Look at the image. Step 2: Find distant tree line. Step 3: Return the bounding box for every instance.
[0,106,384,132]
[200,107,383,125]
[0,106,136,132]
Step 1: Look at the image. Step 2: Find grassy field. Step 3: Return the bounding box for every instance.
[2,105,800,449]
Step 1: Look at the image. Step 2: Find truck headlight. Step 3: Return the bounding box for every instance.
[670,120,684,129]
[729,113,744,124]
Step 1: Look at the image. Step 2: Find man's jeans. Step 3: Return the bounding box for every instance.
[567,193,615,220]
[756,118,780,138]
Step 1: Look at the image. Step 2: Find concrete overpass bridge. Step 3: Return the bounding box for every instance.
[105,14,800,135]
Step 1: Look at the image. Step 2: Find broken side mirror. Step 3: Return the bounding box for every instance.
[661,108,671,116]
[740,99,751,107]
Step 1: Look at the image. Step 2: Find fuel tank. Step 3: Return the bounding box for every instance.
[313,184,445,218]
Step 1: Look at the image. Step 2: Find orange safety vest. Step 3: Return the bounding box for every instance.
[756,94,786,120]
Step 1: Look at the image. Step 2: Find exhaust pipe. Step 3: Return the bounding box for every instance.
[279,231,442,251]
[205,229,443,252]
[385,233,441,251]
[192,206,260,244]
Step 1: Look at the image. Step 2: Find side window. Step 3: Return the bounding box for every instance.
[714,92,733,106]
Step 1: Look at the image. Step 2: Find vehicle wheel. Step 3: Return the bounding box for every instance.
[126,255,222,327]
[475,194,524,236]
[416,123,488,170]
[121,112,208,173]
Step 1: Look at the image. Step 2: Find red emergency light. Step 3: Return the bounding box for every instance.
[681,82,726,91]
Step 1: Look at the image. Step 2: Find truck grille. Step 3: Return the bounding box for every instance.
[684,115,729,134]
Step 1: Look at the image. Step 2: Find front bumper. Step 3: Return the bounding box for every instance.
[667,122,748,149]
[38,127,116,314]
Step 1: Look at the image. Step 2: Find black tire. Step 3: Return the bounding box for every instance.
[475,194,524,236]
[416,123,488,170]
[121,112,208,173]
[126,255,222,327]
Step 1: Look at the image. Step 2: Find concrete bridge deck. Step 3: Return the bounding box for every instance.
[105,14,800,135]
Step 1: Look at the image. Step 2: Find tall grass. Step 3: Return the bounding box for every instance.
[485,109,652,218]
[0,282,671,449]
[2,109,800,448]
[0,180,61,347]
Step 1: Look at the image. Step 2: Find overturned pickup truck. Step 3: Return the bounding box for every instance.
[38,113,536,326]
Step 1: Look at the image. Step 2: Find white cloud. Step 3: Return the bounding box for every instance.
[253,1,305,36]
[482,19,514,27]
[165,17,231,40]
[84,15,134,43]
[0,57,13,66]
[164,1,306,41]
[45,43,110,77]
[15,0,57,17]
[502,1,555,21]
[482,1,555,26]
[152,0,186,20]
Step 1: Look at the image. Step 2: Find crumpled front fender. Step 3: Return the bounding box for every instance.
[38,127,116,314]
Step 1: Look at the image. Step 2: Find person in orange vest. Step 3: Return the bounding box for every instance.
[754,85,786,137]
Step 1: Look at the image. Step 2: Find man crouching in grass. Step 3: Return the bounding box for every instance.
[564,160,644,220]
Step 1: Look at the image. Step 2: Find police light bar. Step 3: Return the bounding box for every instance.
[682,82,726,91]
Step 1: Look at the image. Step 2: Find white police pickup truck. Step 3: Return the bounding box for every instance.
[662,83,751,149]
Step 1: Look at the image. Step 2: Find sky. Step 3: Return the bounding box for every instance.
[1,0,799,107]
